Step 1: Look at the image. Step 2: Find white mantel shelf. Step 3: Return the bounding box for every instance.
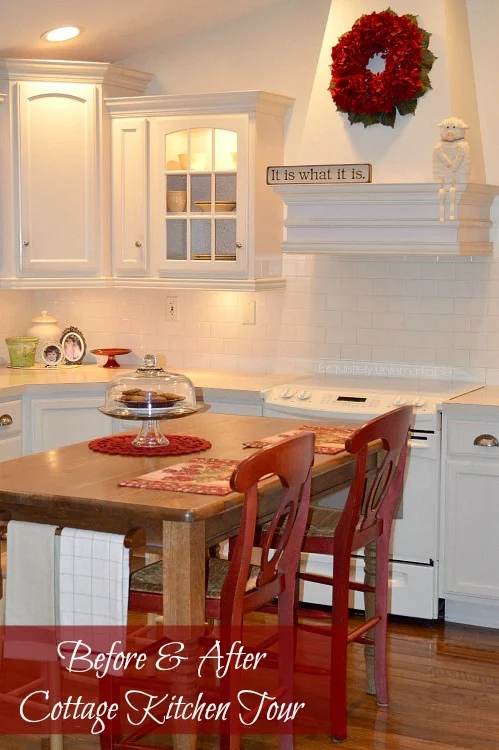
[272,182,499,256]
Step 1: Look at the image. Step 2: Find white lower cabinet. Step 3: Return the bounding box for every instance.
[441,409,499,627]
[0,399,22,461]
[24,393,114,454]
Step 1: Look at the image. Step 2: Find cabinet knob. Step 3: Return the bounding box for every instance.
[473,433,499,447]
[135,241,142,248]
[0,414,13,427]
[236,242,242,249]
[23,240,29,247]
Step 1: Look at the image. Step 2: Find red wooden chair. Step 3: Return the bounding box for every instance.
[113,431,315,750]
[264,405,412,743]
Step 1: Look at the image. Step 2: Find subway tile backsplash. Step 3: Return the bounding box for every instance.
[0,253,495,382]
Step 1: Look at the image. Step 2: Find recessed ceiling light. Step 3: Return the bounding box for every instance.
[41,26,82,43]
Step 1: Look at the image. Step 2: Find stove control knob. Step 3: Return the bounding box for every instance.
[280,388,294,399]
[413,397,426,408]
[393,396,407,406]
[298,390,311,401]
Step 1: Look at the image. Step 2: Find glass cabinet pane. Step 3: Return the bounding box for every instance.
[191,220,211,260]
[191,174,212,211]
[214,129,237,171]
[166,174,187,213]
[215,219,237,260]
[166,130,188,170]
[166,220,187,260]
[215,173,236,202]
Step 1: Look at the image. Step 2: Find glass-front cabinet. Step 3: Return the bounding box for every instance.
[107,91,294,290]
[150,116,247,277]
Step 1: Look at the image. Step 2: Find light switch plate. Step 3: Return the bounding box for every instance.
[242,298,256,325]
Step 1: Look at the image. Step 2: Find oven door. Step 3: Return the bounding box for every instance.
[304,429,440,618]
[312,428,439,564]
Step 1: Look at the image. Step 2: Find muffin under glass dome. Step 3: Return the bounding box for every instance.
[100,355,202,447]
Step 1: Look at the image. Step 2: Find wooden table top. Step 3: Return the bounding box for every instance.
[0,412,364,527]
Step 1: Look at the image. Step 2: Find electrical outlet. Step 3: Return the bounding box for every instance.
[166,297,179,321]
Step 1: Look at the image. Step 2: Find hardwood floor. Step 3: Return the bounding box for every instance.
[4,614,499,749]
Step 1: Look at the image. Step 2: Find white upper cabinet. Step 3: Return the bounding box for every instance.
[106,91,294,290]
[0,60,152,286]
[17,81,99,276]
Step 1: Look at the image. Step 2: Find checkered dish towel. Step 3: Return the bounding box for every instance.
[58,528,129,626]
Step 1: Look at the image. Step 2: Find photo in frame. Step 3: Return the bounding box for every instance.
[41,341,63,367]
[60,326,86,365]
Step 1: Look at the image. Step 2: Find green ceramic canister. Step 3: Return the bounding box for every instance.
[5,337,39,367]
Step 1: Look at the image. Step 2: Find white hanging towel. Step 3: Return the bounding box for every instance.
[5,520,58,626]
[58,528,129,626]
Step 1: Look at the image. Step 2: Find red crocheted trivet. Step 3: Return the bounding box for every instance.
[88,433,212,457]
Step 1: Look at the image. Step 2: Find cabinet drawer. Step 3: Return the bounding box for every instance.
[0,435,22,462]
[447,418,499,458]
[0,400,22,438]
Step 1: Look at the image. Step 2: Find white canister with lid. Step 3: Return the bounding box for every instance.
[27,310,62,362]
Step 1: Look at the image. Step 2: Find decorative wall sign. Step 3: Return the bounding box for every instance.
[329,9,436,128]
[267,164,372,185]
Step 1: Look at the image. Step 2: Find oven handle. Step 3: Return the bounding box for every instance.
[408,439,432,449]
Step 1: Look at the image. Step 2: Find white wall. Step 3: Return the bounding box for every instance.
[24,0,499,382]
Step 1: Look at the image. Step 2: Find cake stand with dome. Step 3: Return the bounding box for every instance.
[99,355,204,448]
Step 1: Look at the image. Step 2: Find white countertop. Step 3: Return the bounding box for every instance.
[0,365,305,400]
[444,386,499,408]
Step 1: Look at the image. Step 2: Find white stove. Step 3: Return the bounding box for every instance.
[262,374,482,619]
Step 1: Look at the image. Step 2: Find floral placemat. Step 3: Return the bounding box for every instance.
[118,457,240,495]
[243,425,356,455]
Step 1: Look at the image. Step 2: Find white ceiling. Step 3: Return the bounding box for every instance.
[0,0,282,63]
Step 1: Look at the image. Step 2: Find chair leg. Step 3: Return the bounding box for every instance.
[220,628,242,750]
[329,580,349,744]
[374,535,390,706]
[363,541,376,696]
[98,675,121,750]
[278,584,296,750]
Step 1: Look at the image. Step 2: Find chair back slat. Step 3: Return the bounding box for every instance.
[221,432,315,623]
[333,406,412,556]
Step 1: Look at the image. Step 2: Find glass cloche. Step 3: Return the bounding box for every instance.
[100,354,202,447]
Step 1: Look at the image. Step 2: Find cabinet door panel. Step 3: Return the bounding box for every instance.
[17,82,99,275]
[29,396,110,453]
[112,118,148,275]
[150,115,248,278]
[445,459,499,599]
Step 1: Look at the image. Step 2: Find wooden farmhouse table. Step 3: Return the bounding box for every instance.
[0,411,377,749]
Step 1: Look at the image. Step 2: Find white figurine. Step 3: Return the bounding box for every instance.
[433,117,470,222]
[433,117,470,184]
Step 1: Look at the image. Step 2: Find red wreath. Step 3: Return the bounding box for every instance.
[329,9,436,128]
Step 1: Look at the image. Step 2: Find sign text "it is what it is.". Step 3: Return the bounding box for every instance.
[266,163,372,185]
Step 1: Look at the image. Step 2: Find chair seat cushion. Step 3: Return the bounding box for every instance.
[130,557,260,600]
[262,506,343,539]
[306,506,343,538]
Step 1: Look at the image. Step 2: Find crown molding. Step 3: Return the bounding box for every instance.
[0,59,152,92]
[105,90,294,118]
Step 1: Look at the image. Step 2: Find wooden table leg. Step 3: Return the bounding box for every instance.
[163,520,206,750]
[364,540,376,696]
